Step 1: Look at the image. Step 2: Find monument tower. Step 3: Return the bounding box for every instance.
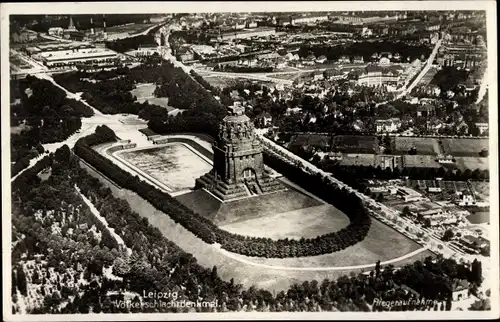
[196,103,285,201]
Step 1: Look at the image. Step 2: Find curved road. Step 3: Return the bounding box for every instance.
[214,244,429,271]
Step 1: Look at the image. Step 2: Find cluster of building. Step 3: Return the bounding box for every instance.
[207,27,284,42]
[355,57,422,89]
[23,41,119,69]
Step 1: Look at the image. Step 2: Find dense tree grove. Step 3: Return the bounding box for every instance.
[11,145,482,313]
[10,76,94,176]
[316,160,490,185]
[298,41,432,63]
[74,127,371,258]
[105,34,158,53]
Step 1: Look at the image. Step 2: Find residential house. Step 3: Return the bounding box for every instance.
[258,112,273,127]
[475,122,489,135]
[458,235,489,252]
[458,194,475,206]
[352,56,364,64]
[48,27,64,37]
[451,279,470,301]
[274,57,287,69]
[315,55,327,64]
[324,69,346,80]
[302,54,316,66]
[437,154,455,164]
[375,118,401,133]
[337,55,351,64]
[397,187,422,202]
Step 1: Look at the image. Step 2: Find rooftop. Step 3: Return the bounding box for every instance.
[40,48,117,61]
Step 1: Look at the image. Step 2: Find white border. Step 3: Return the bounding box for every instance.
[2,1,498,321]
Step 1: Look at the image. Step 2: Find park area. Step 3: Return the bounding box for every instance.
[466,212,489,224]
[220,203,351,240]
[394,137,441,155]
[130,83,173,111]
[115,143,212,191]
[80,160,433,292]
[106,23,155,35]
[339,154,375,166]
[403,155,441,168]
[332,135,378,153]
[455,156,489,171]
[289,134,332,151]
[440,138,489,157]
[199,75,239,88]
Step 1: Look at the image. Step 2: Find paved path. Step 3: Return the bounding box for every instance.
[213,244,430,271]
[396,38,443,99]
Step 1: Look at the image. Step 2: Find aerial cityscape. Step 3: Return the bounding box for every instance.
[5,5,496,318]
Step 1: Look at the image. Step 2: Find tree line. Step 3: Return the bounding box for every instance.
[298,41,432,62]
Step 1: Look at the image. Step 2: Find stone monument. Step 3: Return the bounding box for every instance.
[195,102,285,201]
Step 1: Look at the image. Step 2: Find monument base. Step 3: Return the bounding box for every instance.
[195,171,286,202]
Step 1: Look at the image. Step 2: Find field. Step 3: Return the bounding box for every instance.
[403,155,441,168]
[10,54,32,70]
[228,215,428,268]
[202,76,239,88]
[81,161,434,292]
[455,156,490,171]
[394,137,441,155]
[106,23,155,34]
[470,181,490,202]
[130,83,173,111]
[332,135,378,153]
[214,186,323,226]
[339,154,375,166]
[267,73,300,80]
[220,204,350,240]
[440,138,489,157]
[117,144,212,191]
[289,134,331,150]
[466,212,489,224]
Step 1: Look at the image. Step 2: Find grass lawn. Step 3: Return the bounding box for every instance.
[175,189,222,218]
[332,135,378,154]
[267,73,300,80]
[403,155,441,168]
[440,138,489,157]
[107,23,155,34]
[131,83,174,111]
[214,189,323,226]
[466,212,489,224]
[220,204,350,240]
[231,216,428,268]
[455,156,490,171]
[202,76,238,88]
[340,154,375,166]
[289,134,332,150]
[394,137,440,155]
